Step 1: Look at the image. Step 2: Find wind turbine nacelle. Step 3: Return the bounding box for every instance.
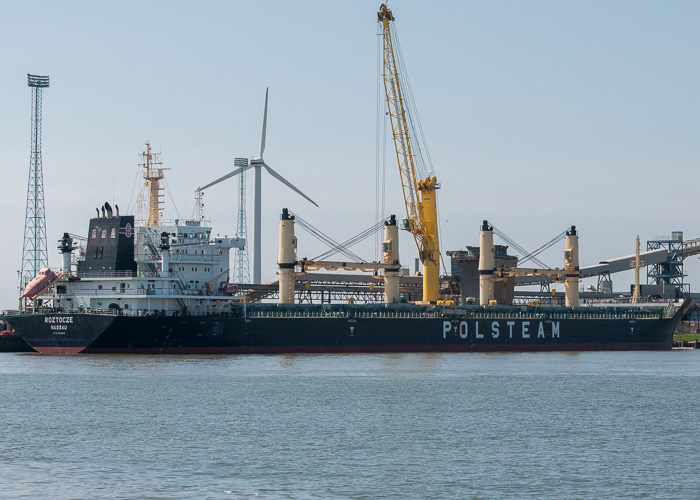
[250,158,264,166]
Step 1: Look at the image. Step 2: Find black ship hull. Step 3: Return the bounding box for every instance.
[3,301,689,354]
[0,332,34,353]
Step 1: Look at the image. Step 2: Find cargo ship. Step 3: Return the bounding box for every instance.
[0,152,690,354]
[3,287,691,354]
[5,6,690,354]
[2,300,688,354]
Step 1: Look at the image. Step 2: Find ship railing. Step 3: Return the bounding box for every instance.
[64,286,187,297]
[118,309,238,317]
[544,311,663,320]
[469,310,663,321]
[136,271,186,280]
[15,306,121,316]
[150,218,211,228]
[51,308,673,320]
[6,304,664,321]
[135,255,161,264]
[168,254,223,263]
[239,308,667,320]
[135,251,226,265]
[245,309,437,319]
[74,270,136,279]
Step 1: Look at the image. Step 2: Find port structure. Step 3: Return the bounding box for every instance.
[20,74,50,296]
[488,231,700,298]
[647,232,690,296]
[233,158,250,284]
[378,4,440,303]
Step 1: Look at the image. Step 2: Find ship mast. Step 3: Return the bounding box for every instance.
[140,141,165,226]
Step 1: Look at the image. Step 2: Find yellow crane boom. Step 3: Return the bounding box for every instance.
[377,3,440,303]
[205,269,230,296]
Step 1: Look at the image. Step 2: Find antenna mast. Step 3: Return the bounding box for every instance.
[20,74,50,294]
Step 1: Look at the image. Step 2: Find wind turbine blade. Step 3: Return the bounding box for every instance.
[198,165,254,191]
[260,87,268,158]
[263,163,319,207]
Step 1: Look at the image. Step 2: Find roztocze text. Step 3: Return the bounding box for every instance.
[44,316,74,324]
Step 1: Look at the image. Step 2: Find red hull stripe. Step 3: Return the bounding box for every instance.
[33,346,86,354]
[78,342,671,355]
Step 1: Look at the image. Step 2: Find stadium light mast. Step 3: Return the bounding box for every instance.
[233,157,251,284]
[20,74,50,295]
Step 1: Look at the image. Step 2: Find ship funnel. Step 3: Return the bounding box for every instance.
[101,206,106,219]
[96,208,100,219]
[115,204,119,217]
[104,202,113,218]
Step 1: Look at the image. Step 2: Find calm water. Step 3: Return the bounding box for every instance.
[0,351,699,499]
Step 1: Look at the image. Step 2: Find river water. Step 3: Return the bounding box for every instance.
[0,351,698,499]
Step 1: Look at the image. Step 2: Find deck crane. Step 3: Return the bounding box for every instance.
[378,4,441,303]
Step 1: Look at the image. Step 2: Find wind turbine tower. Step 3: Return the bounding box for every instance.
[20,74,50,292]
[197,88,318,284]
[233,157,250,284]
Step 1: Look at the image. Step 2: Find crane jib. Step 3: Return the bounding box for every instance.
[378,3,441,303]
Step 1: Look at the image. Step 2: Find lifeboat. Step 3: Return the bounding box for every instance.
[21,268,57,300]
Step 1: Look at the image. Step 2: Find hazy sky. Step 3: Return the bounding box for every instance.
[1,0,699,309]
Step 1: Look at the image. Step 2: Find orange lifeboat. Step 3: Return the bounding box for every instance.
[21,268,57,300]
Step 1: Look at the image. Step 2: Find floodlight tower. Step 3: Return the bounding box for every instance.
[20,74,50,293]
[233,158,251,284]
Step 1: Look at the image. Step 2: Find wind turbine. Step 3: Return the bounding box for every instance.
[197,88,318,284]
